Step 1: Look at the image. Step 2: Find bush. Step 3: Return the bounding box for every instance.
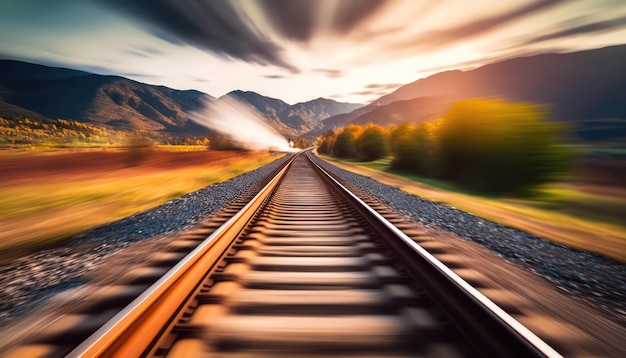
[438,98,570,193]
[390,122,440,174]
[355,124,389,161]
[332,125,363,158]
[317,130,336,154]
[333,131,357,158]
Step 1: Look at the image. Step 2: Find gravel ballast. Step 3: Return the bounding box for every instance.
[1,151,624,329]
[310,154,626,317]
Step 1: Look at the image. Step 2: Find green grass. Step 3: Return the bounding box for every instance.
[336,156,626,229]
[527,185,626,229]
[338,156,494,197]
[321,154,626,262]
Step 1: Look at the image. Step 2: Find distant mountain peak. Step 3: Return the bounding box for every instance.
[0,59,91,81]
[314,45,626,136]
[0,60,365,140]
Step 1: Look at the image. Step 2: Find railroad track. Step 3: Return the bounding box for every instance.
[5,151,562,357]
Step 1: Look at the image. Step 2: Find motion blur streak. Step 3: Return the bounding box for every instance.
[190,96,297,152]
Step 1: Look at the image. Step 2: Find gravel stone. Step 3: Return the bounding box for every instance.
[1,152,624,329]
[310,154,626,314]
[0,154,291,327]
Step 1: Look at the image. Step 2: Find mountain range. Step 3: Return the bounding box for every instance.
[1,44,625,143]
[220,90,361,137]
[0,60,361,139]
[314,44,626,143]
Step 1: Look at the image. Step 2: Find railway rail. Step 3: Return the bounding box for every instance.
[5,151,563,357]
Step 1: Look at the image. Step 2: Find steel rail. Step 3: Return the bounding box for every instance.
[305,151,563,358]
[66,154,298,358]
[64,150,565,357]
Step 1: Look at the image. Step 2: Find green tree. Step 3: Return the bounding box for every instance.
[438,98,570,193]
[317,130,336,154]
[332,125,363,158]
[355,124,389,161]
[333,131,357,158]
[390,123,420,171]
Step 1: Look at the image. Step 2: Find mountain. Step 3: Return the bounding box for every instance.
[0,60,89,81]
[320,96,452,132]
[315,45,626,139]
[282,98,362,132]
[219,90,362,137]
[375,45,626,121]
[0,60,211,135]
[219,90,297,137]
[0,60,362,139]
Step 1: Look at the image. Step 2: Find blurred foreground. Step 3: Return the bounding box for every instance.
[318,98,626,262]
[0,147,279,262]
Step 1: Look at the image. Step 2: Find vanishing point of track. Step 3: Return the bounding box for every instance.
[7,151,563,357]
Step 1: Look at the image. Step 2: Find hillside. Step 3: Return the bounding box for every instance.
[315,45,626,141]
[282,98,362,132]
[219,90,297,137]
[219,90,362,137]
[0,61,211,135]
[0,60,361,140]
[320,96,452,131]
[376,45,626,121]
[0,60,89,81]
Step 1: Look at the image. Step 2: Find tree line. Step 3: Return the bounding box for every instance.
[317,98,571,193]
[1,117,216,148]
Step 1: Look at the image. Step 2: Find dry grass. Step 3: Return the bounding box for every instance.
[321,155,626,263]
[0,150,280,261]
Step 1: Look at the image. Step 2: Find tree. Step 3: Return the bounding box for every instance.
[317,130,336,154]
[293,136,310,149]
[390,123,420,171]
[438,98,570,193]
[355,124,389,161]
[333,131,357,158]
[332,125,363,158]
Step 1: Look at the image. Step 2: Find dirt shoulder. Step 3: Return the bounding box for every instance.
[322,156,626,263]
[0,148,276,261]
[0,149,243,187]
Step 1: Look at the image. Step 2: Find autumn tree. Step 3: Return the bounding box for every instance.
[355,124,389,161]
[390,123,420,171]
[332,124,363,158]
[292,136,310,149]
[317,130,336,154]
[438,98,570,192]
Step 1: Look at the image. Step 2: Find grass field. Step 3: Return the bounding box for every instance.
[321,155,626,263]
[0,148,281,262]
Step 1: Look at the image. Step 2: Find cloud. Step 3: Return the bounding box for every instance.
[365,83,403,90]
[264,74,285,79]
[378,0,567,57]
[258,0,388,41]
[190,96,295,151]
[125,46,165,59]
[98,0,298,72]
[118,72,160,79]
[521,15,626,45]
[313,68,343,78]
[341,83,403,98]
[97,0,390,73]
[350,90,383,96]
[425,0,567,47]
[190,77,211,83]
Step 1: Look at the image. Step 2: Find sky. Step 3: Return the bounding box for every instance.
[0,0,625,105]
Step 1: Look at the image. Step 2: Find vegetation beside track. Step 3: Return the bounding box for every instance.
[320,155,626,263]
[0,148,281,262]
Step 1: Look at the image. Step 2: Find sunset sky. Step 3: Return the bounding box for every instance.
[1,0,625,104]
